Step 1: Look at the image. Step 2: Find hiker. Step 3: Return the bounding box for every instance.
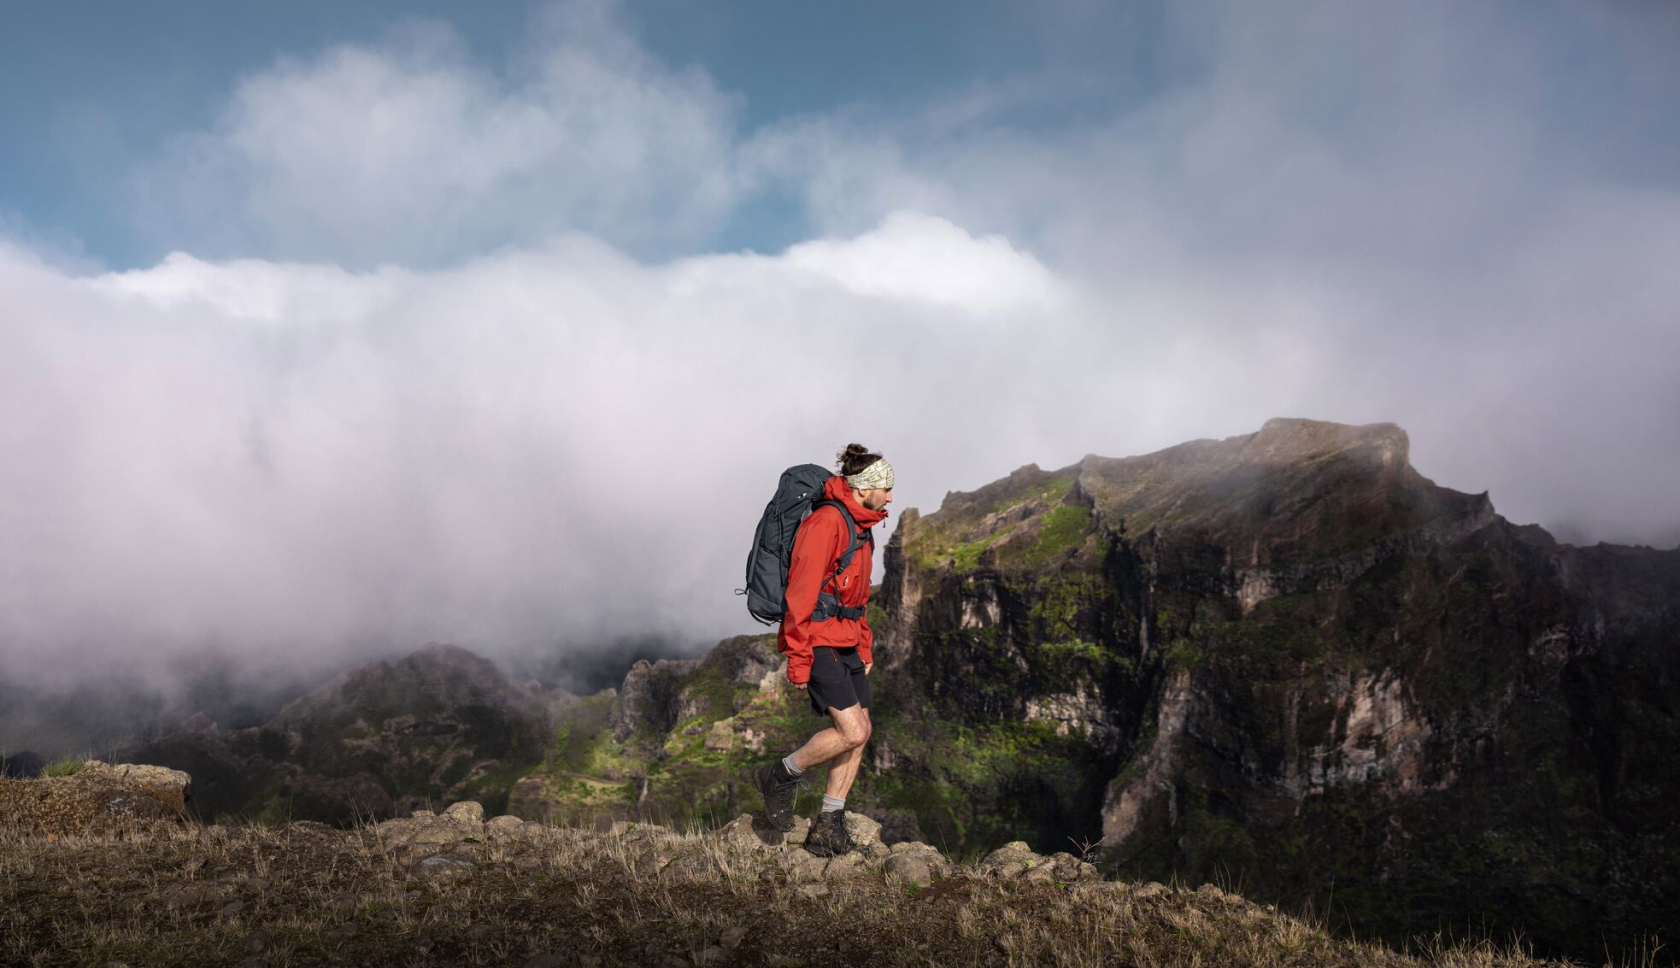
[753,444,893,856]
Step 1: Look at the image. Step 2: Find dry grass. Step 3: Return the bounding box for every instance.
[0,817,1594,968]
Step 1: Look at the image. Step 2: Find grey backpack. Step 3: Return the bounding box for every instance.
[741,464,874,626]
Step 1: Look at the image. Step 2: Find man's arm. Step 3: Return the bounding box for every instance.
[781,509,842,684]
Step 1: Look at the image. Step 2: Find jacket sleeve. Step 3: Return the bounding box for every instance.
[781,509,842,684]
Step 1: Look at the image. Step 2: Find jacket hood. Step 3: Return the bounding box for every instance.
[823,474,888,528]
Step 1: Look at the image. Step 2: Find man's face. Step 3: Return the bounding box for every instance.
[858,487,893,512]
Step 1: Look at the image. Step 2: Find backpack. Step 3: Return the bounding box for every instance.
[740,464,875,626]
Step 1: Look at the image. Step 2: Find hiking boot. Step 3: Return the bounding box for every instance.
[752,761,805,831]
[804,809,857,857]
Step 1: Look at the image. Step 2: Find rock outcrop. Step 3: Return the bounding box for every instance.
[0,760,192,836]
[361,793,1098,896]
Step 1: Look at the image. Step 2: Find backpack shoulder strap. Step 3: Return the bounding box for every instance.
[813,499,872,577]
[807,499,875,623]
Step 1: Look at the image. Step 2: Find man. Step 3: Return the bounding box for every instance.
[753,445,893,856]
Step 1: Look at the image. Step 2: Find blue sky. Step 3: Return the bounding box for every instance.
[3,0,1149,266]
[7,0,1677,267]
[3,0,1679,686]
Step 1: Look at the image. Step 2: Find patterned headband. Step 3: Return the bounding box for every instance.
[846,458,895,491]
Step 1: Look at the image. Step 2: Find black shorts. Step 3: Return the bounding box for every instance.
[807,646,871,717]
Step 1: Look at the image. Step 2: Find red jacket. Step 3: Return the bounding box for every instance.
[778,475,888,683]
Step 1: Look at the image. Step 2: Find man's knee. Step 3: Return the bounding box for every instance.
[833,708,869,749]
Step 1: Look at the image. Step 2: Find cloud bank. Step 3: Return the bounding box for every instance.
[4,0,1679,717]
[0,213,1071,695]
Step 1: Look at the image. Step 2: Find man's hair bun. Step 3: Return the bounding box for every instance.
[837,443,884,477]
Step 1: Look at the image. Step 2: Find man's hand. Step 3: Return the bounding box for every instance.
[865,662,873,675]
[794,681,807,690]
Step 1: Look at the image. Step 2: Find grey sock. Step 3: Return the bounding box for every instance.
[821,795,845,813]
[781,754,805,776]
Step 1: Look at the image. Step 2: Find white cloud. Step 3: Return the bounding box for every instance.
[780,212,1060,315]
[0,216,1087,692]
[133,3,741,266]
[672,212,1060,316]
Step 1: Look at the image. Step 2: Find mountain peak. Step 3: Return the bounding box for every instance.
[907,419,1486,576]
[1249,417,1409,467]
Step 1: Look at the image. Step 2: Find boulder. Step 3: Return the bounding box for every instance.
[441,800,484,828]
[0,760,193,836]
[841,811,882,847]
[710,812,809,851]
[822,854,864,880]
[1022,861,1060,883]
[414,854,476,878]
[407,823,474,846]
[484,815,525,835]
[978,841,1042,879]
[775,850,828,883]
[75,761,192,812]
[884,842,953,888]
[374,802,488,848]
[1046,851,1103,883]
[885,852,939,888]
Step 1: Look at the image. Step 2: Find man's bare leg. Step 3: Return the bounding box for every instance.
[789,704,870,773]
[795,706,871,855]
[824,709,870,799]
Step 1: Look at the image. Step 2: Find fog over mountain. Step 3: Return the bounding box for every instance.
[2,0,1678,744]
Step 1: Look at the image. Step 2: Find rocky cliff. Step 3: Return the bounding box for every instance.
[870,417,1680,959]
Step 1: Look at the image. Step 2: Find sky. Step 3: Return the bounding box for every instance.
[2,0,1679,720]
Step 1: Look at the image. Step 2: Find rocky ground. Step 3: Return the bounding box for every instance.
[2,775,1585,968]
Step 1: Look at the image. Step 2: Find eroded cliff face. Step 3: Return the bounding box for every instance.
[875,417,1680,959]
